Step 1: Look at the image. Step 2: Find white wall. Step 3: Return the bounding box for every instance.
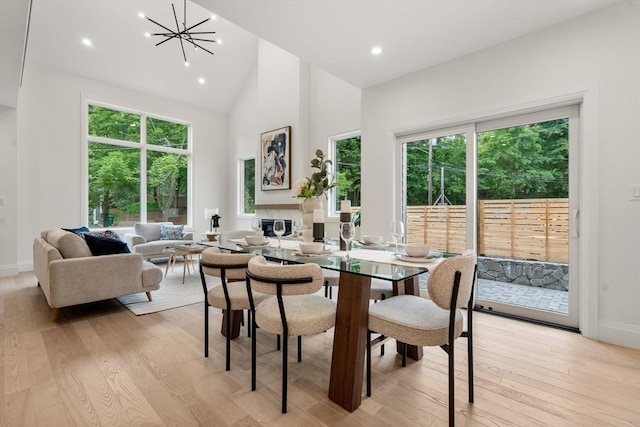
[361,2,640,348]
[0,106,18,276]
[226,41,361,232]
[15,67,227,270]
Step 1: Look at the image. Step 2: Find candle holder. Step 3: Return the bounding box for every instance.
[313,223,325,243]
[339,211,352,250]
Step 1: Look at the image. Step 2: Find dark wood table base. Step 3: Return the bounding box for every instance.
[328,273,423,412]
[221,309,242,338]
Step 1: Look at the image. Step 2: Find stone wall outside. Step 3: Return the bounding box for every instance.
[477,257,568,291]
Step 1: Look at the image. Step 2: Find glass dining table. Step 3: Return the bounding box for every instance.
[204,238,442,412]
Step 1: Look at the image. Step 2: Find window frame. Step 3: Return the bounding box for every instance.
[238,156,257,217]
[328,131,361,218]
[82,99,192,228]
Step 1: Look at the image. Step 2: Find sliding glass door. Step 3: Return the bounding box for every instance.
[400,106,580,328]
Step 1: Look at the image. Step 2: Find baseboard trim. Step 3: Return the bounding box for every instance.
[0,264,19,277]
[598,319,640,350]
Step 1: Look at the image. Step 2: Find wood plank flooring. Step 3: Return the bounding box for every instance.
[2,272,639,426]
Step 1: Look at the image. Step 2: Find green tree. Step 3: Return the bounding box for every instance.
[405,119,568,206]
[88,144,139,225]
[335,136,361,209]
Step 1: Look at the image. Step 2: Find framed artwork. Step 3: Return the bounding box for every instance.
[260,126,291,191]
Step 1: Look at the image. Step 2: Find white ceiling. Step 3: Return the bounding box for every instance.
[23,0,258,113]
[2,0,622,112]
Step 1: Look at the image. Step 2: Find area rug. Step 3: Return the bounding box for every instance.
[117,265,216,315]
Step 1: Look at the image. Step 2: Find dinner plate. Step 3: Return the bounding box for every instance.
[244,243,271,249]
[357,241,389,250]
[292,250,334,258]
[394,253,438,263]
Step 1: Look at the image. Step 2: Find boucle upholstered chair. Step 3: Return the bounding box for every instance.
[246,256,337,413]
[366,253,477,427]
[199,248,269,371]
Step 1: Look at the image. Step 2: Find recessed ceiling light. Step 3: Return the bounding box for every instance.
[371,46,382,55]
[82,38,92,47]
[198,78,205,84]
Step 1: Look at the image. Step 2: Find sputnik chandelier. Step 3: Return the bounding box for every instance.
[142,0,217,66]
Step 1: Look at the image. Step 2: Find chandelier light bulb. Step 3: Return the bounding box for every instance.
[82,38,92,46]
[144,32,151,37]
[138,12,145,19]
[198,78,205,84]
[185,61,190,67]
[371,46,382,55]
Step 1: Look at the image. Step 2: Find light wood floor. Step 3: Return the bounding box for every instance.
[2,272,639,426]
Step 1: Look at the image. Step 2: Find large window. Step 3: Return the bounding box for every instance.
[240,157,256,215]
[330,133,361,216]
[87,104,190,228]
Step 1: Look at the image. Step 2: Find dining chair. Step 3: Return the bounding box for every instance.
[199,248,269,371]
[366,252,477,426]
[246,255,337,413]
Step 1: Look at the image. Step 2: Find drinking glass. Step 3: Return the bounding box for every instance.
[340,221,356,259]
[293,219,304,241]
[273,219,286,248]
[251,218,262,234]
[391,220,405,254]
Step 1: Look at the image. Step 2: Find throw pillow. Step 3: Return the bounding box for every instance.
[84,229,122,241]
[84,234,131,256]
[160,224,184,240]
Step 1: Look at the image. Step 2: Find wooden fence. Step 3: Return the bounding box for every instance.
[407,198,569,263]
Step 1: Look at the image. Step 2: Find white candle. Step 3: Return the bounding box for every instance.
[340,199,351,213]
[313,208,324,223]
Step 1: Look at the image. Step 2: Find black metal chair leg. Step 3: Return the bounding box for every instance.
[247,310,251,337]
[297,336,302,362]
[468,307,474,403]
[251,311,257,391]
[402,342,407,367]
[366,329,372,397]
[282,333,288,413]
[225,310,231,371]
[277,334,281,350]
[204,302,209,357]
[449,339,455,427]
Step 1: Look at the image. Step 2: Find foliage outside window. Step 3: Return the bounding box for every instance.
[87,104,190,228]
[242,158,256,214]
[404,119,568,206]
[331,135,361,214]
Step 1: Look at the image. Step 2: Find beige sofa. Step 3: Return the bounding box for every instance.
[33,229,164,321]
[125,222,194,260]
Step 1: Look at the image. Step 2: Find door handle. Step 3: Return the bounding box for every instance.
[571,209,579,238]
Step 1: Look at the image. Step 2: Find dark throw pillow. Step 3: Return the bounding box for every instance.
[84,234,131,256]
[84,229,122,241]
[160,224,184,240]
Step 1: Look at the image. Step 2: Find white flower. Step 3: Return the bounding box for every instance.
[292,178,310,197]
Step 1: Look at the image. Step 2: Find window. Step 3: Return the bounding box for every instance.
[87,103,190,228]
[240,157,256,215]
[329,133,361,216]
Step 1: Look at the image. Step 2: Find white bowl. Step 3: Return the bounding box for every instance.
[362,234,383,245]
[245,234,268,246]
[299,242,324,254]
[404,243,430,258]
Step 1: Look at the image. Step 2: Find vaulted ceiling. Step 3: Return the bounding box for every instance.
[1,0,622,111]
